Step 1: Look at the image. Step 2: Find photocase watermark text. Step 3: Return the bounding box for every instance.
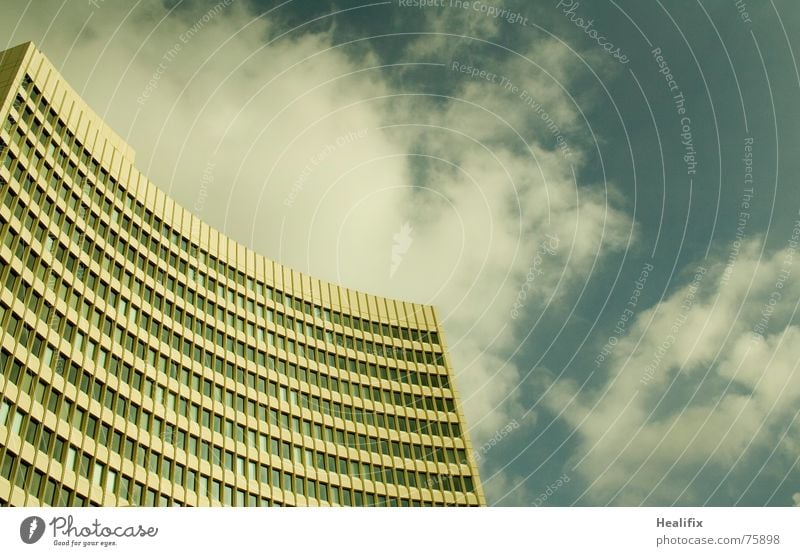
[652,46,696,175]
[556,1,629,64]
[193,161,215,213]
[594,261,654,367]
[283,129,368,207]
[390,222,413,278]
[752,208,800,340]
[398,0,528,25]
[734,0,752,24]
[137,0,234,106]
[721,137,755,286]
[640,266,706,385]
[474,419,519,461]
[511,234,559,319]
[449,64,573,159]
[531,473,570,506]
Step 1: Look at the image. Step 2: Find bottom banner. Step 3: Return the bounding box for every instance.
[1,507,797,555]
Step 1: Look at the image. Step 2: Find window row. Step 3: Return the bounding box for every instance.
[6,90,440,348]
[0,147,447,380]
[0,398,477,504]
[0,194,460,416]
[0,338,467,468]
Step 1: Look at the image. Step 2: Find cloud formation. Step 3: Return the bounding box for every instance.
[539,236,800,505]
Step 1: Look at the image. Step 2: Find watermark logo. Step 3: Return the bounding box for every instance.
[556,1,628,64]
[20,516,46,544]
[390,222,413,278]
[47,515,158,547]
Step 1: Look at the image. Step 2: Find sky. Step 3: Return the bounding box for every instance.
[2,0,799,506]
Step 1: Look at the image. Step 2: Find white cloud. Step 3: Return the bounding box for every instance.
[537,239,800,504]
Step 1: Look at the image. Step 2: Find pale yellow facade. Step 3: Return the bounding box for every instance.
[0,42,485,507]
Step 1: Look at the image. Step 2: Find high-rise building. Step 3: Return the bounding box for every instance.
[0,42,484,507]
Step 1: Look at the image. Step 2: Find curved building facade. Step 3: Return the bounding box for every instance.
[0,42,485,507]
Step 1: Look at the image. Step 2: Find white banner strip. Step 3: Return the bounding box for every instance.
[1,507,798,555]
